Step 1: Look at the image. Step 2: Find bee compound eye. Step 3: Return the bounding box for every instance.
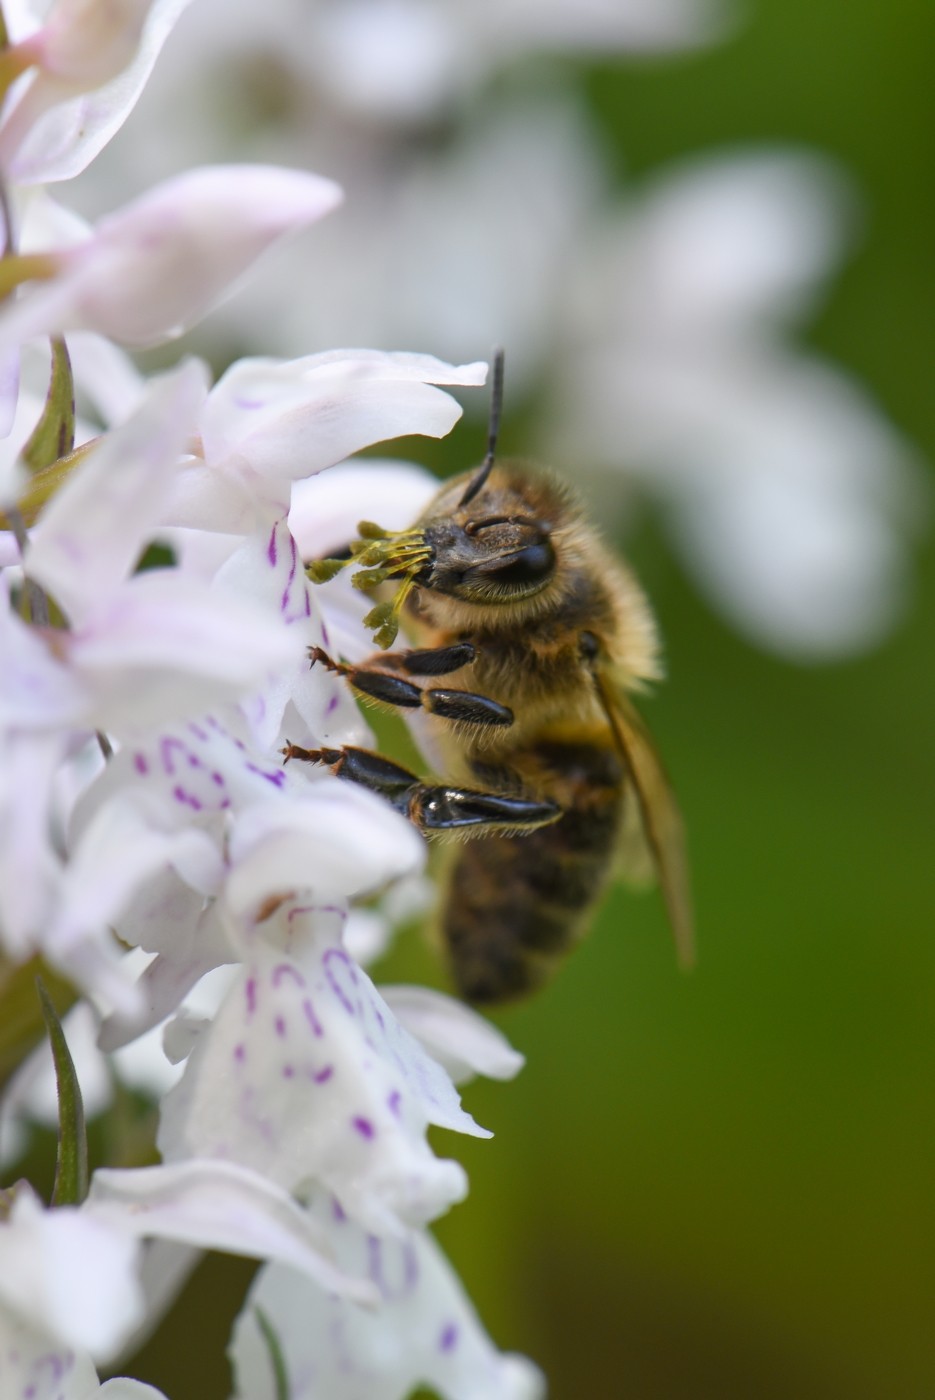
[490,537,556,588]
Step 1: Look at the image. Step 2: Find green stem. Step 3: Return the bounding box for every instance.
[36,977,88,1207]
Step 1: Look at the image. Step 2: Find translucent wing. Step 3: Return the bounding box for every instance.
[591,667,695,969]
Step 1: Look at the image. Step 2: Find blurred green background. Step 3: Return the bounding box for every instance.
[124,0,935,1395]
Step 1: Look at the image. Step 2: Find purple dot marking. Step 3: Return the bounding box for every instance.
[173,785,203,811]
[245,978,258,1017]
[302,997,324,1036]
[323,947,357,1015]
[133,752,148,774]
[234,1043,246,1063]
[282,1064,295,1078]
[387,1090,402,1117]
[352,1116,375,1140]
[272,962,306,988]
[246,762,286,789]
[439,1323,458,1353]
[274,1015,287,1038]
[267,525,278,566]
[326,693,339,716]
[313,1064,334,1084]
[159,736,188,775]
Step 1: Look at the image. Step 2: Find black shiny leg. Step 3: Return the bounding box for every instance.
[283,743,558,834]
[309,646,513,731]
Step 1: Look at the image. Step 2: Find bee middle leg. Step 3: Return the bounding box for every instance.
[309,645,513,731]
[283,742,558,834]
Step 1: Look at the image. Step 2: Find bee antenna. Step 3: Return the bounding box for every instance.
[459,347,504,507]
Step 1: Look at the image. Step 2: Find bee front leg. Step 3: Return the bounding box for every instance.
[309,645,513,731]
[283,742,558,834]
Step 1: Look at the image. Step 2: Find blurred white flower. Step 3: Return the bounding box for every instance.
[547,151,927,657]
[306,0,726,123]
[0,1182,143,1361]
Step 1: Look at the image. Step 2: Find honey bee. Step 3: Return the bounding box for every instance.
[290,352,693,1003]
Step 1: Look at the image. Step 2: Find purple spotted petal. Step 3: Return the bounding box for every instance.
[230,1203,545,1400]
[158,910,484,1234]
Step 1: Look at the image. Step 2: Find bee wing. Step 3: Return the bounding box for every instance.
[592,668,695,969]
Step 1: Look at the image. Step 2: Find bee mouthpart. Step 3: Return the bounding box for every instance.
[307,522,433,649]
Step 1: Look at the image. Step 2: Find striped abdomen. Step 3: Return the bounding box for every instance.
[441,737,626,1003]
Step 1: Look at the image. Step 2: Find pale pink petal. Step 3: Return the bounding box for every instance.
[64,569,304,733]
[0,166,343,348]
[27,359,208,623]
[0,728,66,960]
[4,0,192,184]
[0,588,80,728]
[192,350,485,514]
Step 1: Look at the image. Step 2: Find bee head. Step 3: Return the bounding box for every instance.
[306,350,563,644]
[413,349,556,604]
[416,478,557,602]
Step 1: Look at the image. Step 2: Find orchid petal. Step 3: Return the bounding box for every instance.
[27,359,208,623]
[382,986,525,1085]
[0,1186,144,1362]
[158,921,484,1234]
[0,1306,100,1399]
[64,568,304,733]
[202,350,485,484]
[224,781,425,914]
[289,458,438,558]
[230,1204,545,1400]
[87,1159,377,1303]
[0,166,343,349]
[211,518,365,751]
[3,0,194,185]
